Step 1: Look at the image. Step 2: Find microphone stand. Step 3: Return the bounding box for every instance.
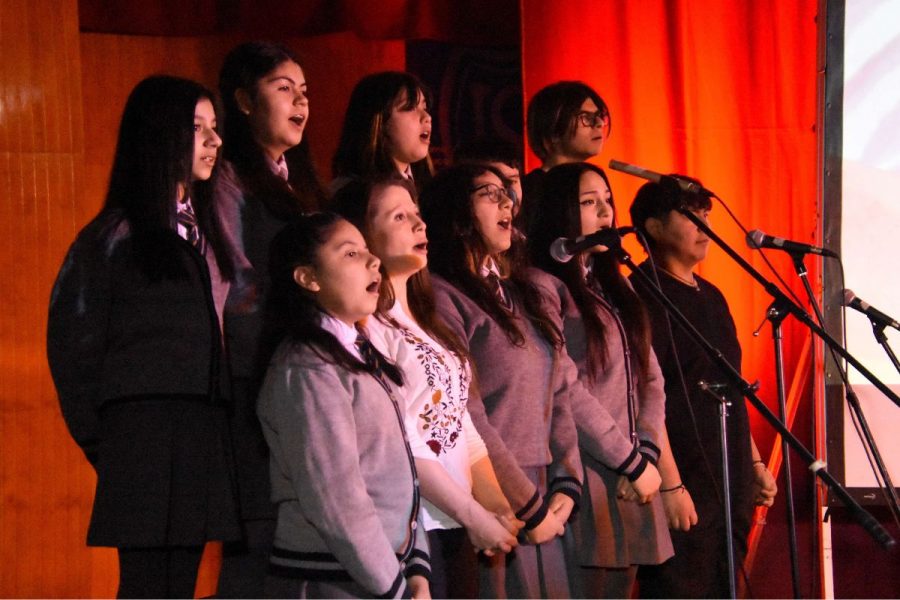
[670,207,897,541]
[790,255,900,526]
[871,322,900,376]
[764,296,802,598]
[612,245,895,561]
[698,380,738,599]
[674,207,900,411]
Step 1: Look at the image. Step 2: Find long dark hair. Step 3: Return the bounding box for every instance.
[329,176,470,361]
[102,75,234,281]
[528,162,651,382]
[332,71,434,187]
[218,41,326,218]
[264,212,402,385]
[420,163,561,348]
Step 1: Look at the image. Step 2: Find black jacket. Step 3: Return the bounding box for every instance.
[47,210,227,465]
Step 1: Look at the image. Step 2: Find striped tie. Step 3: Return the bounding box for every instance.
[486,273,511,310]
[177,204,204,252]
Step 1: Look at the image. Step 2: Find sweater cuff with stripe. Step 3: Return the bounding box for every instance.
[639,439,661,466]
[374,571,409,599]
[516,488,550,530]
[615,447,650,482]
[402,548,431,582]
[548,475,582,509]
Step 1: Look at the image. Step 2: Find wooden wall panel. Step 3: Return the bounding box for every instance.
[79,31,407,211]
[0,24,404,597]
[0,0,91,597]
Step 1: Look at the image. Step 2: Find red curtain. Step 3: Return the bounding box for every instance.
[521,0,819,455]
[78,0,520,45]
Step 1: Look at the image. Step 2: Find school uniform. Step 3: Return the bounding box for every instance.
[367,301,488,597]
[214,158,293,595]
[544,274,673,597]
[256,315,429,599]
[47,208,240,595]
[433,269,648,598]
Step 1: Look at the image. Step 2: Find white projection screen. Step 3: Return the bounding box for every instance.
[824,0,900,505]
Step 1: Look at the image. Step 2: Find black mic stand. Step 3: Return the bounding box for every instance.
[764,296,802,599]
[790,254,900,527]
[668,207,897,542]
[611,246,895,584]
[871,322,900,376]
[698,380,739,598]
[676,206,900,408]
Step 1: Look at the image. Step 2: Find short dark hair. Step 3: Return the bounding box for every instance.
[526,81,610,162]
[629,176,712,250]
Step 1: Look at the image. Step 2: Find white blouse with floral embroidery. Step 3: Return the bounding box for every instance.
[367,301,488,530]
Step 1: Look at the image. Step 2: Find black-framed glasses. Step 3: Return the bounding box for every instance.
[576,110,608,129]
[471,183,514,205]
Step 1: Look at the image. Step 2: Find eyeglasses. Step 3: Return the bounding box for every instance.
[576,110,608,129]
[471,183,515,205]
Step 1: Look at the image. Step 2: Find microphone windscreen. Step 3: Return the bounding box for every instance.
[549,237,574,263]
[746,229,765,249]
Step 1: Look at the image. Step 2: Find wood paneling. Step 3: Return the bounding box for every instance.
[0,0,91,597]
[2,15,404,595]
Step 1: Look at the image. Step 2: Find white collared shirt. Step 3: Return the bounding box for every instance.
[269,154,290,181]
[479,257,508,305]
[319,312,362,360]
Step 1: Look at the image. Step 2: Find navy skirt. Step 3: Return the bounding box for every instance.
[87,396,241,547]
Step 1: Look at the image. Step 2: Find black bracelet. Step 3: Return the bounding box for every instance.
[660,483,685,493]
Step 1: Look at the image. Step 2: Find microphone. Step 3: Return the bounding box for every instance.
[746,229,838,258]
[608,159,714,196]
[550,227,634,263]
[843,289,900,331]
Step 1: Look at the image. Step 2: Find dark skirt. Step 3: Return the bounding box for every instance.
[228,377,276,521]
[87,396,241,547]
[478,466,570,599]
[569,457,673,568]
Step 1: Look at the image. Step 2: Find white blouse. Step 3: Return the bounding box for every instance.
[367,301,488,530]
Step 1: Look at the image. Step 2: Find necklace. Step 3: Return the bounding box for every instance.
[658,266,699,289]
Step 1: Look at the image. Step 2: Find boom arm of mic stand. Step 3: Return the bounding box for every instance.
[676,207,900,408]
[616,249,896,550]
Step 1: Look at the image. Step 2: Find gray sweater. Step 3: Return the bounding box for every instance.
[432,271,645,530]
[547,275,673,567]
[257,341,429,598]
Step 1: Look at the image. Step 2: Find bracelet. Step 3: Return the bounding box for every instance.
[660,483,685,493]
[752,460,767,469]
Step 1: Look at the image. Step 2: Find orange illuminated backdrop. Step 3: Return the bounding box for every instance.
[521,0,819,460]
[2,0,825,597]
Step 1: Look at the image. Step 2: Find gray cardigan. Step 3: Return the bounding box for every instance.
[548,275,673,567]
[432,271,642,530]
[257,341,429,598]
